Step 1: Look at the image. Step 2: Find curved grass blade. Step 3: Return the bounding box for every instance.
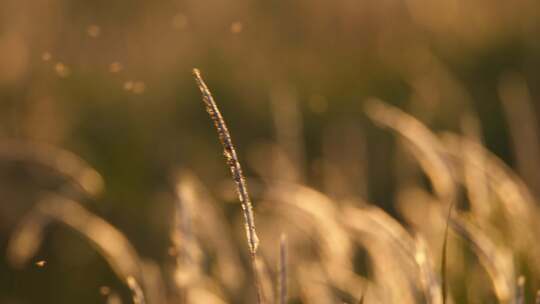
[192,68,263,303]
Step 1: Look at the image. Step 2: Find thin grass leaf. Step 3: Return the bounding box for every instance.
[364,99,456,205]
[441,202,453,304]
[344,205,418,303]
[0,139,104,197]
[7,195,150,302]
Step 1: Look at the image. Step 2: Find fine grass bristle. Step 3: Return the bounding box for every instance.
[192,68,263,303]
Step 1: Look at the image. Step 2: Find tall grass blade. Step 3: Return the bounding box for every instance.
[192,68,263,303]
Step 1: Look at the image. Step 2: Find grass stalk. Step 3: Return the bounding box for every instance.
[192,68,263,303]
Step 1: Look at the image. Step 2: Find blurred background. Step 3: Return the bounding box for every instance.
[1,0,540,303]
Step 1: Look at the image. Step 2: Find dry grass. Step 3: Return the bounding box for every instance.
[192,69,259,257]
[5,72,540,304]
[192,68,263,303]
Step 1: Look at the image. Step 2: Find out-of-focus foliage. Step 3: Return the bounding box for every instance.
[1,0,540,303]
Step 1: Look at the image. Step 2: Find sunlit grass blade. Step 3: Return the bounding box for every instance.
[192,68,263,303]
[441,202,453,304]
[0,139,104,197]
[7,195,147,301]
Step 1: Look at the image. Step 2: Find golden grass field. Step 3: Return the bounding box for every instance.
[1,0,540,303]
